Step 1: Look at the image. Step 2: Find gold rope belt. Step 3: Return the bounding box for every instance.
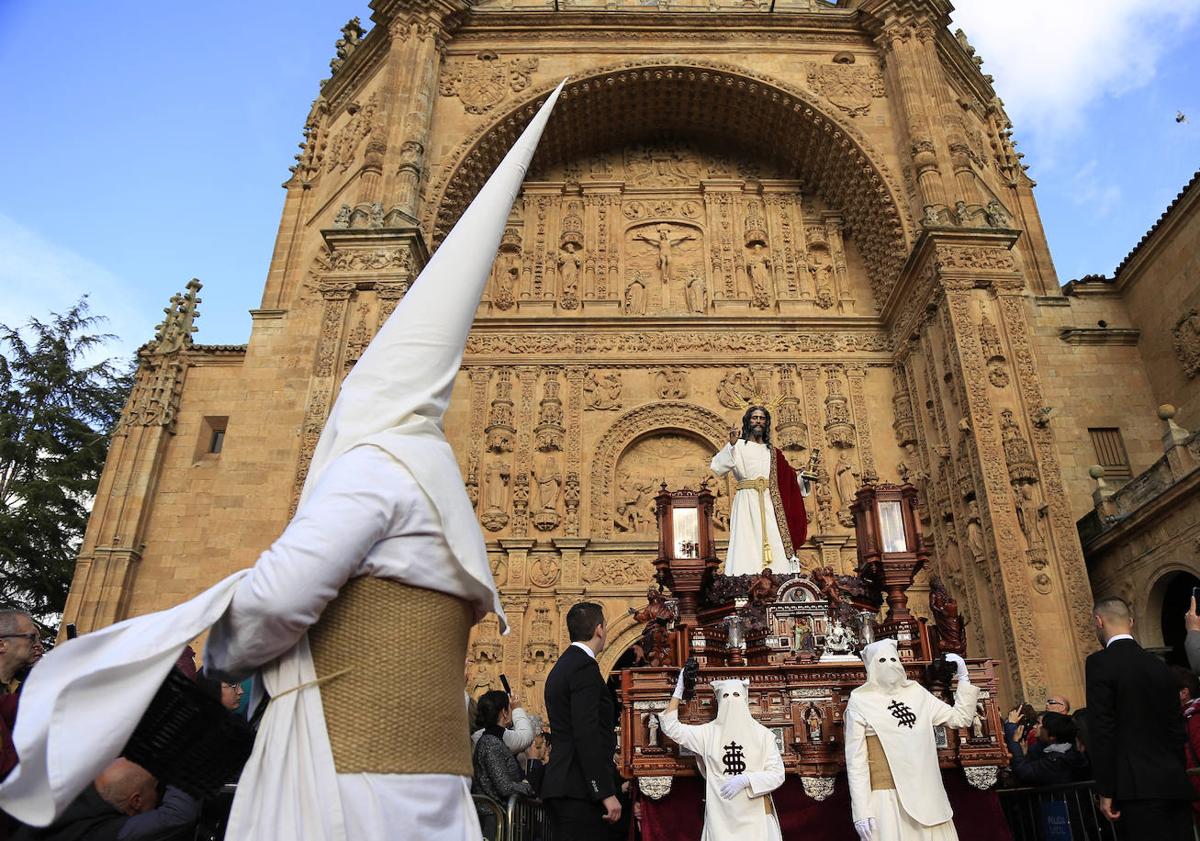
[308,576,473,776]
[735,476,774,566]
[866,735,895,791]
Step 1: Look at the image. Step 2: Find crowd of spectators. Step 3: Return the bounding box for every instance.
[0,617,254,841]
[993,597,1200,838]
[10,593,1200,840]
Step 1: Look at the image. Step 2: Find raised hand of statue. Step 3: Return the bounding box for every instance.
[728,427,740,446]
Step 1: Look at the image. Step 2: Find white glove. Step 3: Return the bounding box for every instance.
[719,774,750,799]
[944,653,970,683]
[672,668,686,700]
[854,817,876,841]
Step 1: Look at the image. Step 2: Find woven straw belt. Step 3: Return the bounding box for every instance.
[308,577,473,776]
[865,735,895,791]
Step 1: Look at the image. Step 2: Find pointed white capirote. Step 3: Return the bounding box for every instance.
[303,78,567,498]
[299,79,567,630]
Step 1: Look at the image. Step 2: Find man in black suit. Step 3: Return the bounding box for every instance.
[1086,596,1194,839]
[542,602,620,840]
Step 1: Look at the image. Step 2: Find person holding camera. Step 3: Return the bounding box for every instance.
[1004,711,1088,786]
[471,691,537,839]
[470,690,537,758]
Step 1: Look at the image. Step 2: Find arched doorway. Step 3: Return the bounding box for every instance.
[427,59,913,304]
[1155,570,1200,666]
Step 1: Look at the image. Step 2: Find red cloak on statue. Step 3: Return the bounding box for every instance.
[770,448,809,558]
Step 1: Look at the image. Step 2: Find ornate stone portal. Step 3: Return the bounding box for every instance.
[65,0,1102,717]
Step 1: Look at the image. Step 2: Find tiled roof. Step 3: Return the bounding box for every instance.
[1114,168,1200,277]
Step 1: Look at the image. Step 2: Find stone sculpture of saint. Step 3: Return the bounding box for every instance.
[834,452,859,512]
[624,272,647,315]
[685,270,708,314]
[532,451,562,514]
[483,450,511,521]
[557,243,581,298]
[747,245,773,308]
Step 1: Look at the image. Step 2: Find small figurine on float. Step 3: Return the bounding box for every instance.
[658,670,784,841]
[844,639,979,841]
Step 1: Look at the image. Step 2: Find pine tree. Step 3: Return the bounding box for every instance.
[0,298,132,629]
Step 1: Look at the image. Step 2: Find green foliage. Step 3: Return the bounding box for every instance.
[0,297,133,629]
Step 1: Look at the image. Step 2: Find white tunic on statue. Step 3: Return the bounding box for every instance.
[710,441,795,576]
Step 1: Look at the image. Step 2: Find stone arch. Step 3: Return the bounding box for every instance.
[597,609,647,679]
[425,58,914,306]
[590,401,731,539]
[1142,563,1200,650]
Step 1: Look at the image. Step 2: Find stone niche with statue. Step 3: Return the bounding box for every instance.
[619,480,1007,801]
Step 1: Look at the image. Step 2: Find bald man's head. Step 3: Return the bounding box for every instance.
[95,758,158,816]
[1092,597,1134,647]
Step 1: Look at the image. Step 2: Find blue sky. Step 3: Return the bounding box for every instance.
[1,1,1198,360]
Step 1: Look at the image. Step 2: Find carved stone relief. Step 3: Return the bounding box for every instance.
[653,368,690,401]
[613,432,714,535]
[978,311,1010,388]
[822,366,856,449]
[584,370,622,411]
[1173,309,1200,379]
[440,52,538,115]
[590,402,730,538]
[326,92,379,173]
[805,62,886,117]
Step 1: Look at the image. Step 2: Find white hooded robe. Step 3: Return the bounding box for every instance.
[844,639,979,841]
[658,679,784,841]
[0,82,567,841]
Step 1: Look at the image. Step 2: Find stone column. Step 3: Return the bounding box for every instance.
[863,2,951,217]
[62,282,202,632]
[379,3,466,222]
[889,228,1093,704]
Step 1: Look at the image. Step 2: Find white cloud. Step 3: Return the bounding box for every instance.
[950,0,1200,138]
[0,215,150,364]
[1067,159,1122,218]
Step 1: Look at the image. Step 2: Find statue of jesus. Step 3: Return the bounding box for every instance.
[710,405,810,576]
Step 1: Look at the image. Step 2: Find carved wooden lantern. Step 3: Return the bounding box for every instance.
[850,482,927,654]
[654,481,719,626]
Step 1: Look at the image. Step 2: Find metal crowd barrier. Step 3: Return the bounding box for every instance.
[999,772,1200,841]
[472,793,507,841]
[504,794,553,841]
[998,780,1117,841]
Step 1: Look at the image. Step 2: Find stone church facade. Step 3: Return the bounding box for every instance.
[62,0,1200,710]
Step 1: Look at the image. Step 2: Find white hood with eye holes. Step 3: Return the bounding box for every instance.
[658,677,785,841]
[859,638,914,694]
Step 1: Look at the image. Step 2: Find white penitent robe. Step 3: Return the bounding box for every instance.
[844,655,980,840]
[203,445,481,841]
[710,441,804,576]
[658,680,785,841]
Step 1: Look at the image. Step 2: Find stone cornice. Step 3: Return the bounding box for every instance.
[455,8,860,37]
[1057,327,1140,347]
[880,226,1021,336]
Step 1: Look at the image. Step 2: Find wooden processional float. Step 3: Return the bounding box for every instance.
[618,480,1008,801]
